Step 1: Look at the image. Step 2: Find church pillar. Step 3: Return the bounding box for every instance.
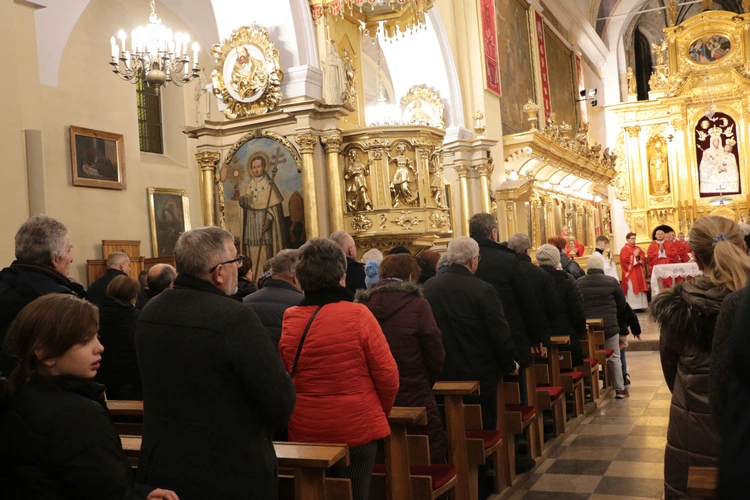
[196,151,221,227]
[624,125,644,210]
[455,164,471,236]
[295,133,321,239]
[321,133,345,233]
[477,163,494,213]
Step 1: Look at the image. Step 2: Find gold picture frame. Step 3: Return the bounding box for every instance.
[70,126,126,190]
[147,187,191,258]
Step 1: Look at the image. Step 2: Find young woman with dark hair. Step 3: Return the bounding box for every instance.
[0,293,178,500]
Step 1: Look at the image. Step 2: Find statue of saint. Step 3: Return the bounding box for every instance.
[194,71,210,126]
[322,40,346,105]
[389,144,419,208]
[341,47,357,105]
[667,0,678,26]
[231,45,268,101]
[649,149,670,195]
[627,67,637,95]
[429,151,446,208]
[744,0,750,13]
[344,150,373,212]
[238,155,284,271]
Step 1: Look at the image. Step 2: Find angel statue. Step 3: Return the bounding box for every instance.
[667,0,678,26]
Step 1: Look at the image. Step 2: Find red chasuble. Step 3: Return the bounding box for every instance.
[647,240,674,273]
[672,240,691,263]
[620,244,648,294]
[564,239,585,258]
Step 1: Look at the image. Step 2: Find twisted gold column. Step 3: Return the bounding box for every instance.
[455,165,471,236]
[295,134,320,239]
[321,134,345,233]
[196,151,221,226]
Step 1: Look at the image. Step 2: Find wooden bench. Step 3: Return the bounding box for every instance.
[687,466,718,499]
[371,406,458,500]
[107,400,144,436]
[432,381,476,500]
[533,363,566,437]
[580,319,604,402]
[464,404,505,496]
[121,435,352,500]
[558,350,585,417]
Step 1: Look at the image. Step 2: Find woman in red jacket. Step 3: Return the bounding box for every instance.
[279,238,399,500]
[356,254,447,463]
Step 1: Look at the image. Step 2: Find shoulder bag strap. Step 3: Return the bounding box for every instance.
[290,305,324,378]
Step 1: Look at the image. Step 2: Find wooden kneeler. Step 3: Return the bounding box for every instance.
[533,364,567,437]
[465,404,506,496]
[559,351,585,417]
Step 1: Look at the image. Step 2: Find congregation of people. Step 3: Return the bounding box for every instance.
[1,212,750,499]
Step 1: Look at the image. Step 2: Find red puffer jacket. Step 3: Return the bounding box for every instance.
[279,290,400,447]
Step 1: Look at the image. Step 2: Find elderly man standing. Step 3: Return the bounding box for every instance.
[0,215,83,376]
[135,226,296,500]
[146,263,177,299]
[87,251,131,304]
[244,249,303,349]
[423,236,517,431]
[330,230,365,294]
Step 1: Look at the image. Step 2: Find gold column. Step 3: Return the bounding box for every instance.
[530,193,541,247]
[295,133,321,239]
[624,125,644,210]
[477,162,494,213]
[196,151,221,226]
[321,133,345,233]
[455,165,471,236]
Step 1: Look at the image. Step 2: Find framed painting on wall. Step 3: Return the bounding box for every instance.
[69,126,126,190]
[148,187,191,258]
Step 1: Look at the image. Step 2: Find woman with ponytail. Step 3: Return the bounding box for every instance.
[0,294,178,500]
[650,216,750,499]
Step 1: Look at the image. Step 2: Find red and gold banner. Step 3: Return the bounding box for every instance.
[575,54,588,126]
[535,11,551,123]
[479,0,501,96]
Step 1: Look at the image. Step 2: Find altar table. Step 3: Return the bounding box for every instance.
[650,262,702,296]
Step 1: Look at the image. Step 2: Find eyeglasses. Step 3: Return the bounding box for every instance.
[209,254,244,273]
[474,254,482,261]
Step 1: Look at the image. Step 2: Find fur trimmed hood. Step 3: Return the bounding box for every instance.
[355,280,422,322]
[649,276,729,351]
[355,280,422,301]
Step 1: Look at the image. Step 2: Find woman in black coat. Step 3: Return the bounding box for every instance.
[98,275,142,400]
[0,294,178,500]
[356,254,447,463]
[536,244,585,367]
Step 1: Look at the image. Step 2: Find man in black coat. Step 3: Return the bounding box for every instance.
[135,227,296,500]
[244,249,303,349]
[86,252,130,305]
[508,233,558,344]
[423,236,517,432]
[330,230,365,294]
[0,215,83,377]
[469,214,544,372]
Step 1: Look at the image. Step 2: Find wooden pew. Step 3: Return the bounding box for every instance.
[464,404,505,496]
[107,400,144,436]
[580,319,604,402]
[558,351,585,417]
[121,435,352,500]
[432,381,477,500]
[687,466,717,499]
[371,406,458,500]
[533,363,566,437]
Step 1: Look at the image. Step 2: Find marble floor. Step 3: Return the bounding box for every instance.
[508,351,668,500]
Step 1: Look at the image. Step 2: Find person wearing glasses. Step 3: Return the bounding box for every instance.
[134,227,296,500]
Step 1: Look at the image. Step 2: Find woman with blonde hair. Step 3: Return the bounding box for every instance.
[650,216,750,499]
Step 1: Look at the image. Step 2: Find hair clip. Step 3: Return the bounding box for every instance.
[712,233,729,246]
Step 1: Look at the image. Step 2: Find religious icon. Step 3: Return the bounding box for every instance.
[344,149,373,212]
[389,143,419,208]
[148,188,191,258]
[70,126,126,190]
[696,113,741,196]
[220,134,305,273]
[647,137,670,195]
[688,35,730,64]
[230,45,269,101]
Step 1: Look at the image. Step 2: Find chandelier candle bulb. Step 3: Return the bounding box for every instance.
[118,30,126,52]
[192,43,199,66]
[110,37,118,59]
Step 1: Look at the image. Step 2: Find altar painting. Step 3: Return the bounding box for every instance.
[688,35,730,64]
[695,112,741,197]
[221,135,305,273]
[544,26,577,132]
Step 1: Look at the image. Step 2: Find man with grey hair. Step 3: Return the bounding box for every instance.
[423,236,517,436]
[508,233,558,344]
[330,230,365,294]
[0,215,83,376]
[135,226,295,498]
[87,251,131,305]
[244,249,303,348]
[146,263,177,299]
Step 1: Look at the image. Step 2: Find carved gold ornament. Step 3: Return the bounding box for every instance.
[399,85,445,129]
[211,26,283,120]
[392,211,423,230]
[351,214,373,232]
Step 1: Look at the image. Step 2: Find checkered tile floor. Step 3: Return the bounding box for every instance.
[505,351,668,500]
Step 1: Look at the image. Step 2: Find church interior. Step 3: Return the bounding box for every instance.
[2,0,750,498]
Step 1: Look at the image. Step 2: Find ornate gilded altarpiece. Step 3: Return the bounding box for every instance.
[610,10,750,244]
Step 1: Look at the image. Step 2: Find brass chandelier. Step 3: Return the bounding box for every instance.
[109,0,200,92]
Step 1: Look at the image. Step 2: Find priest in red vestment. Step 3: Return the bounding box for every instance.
[668,231,691,263]
[647,229,675,273]
[620,232,648,310]
[561,226,585,258]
